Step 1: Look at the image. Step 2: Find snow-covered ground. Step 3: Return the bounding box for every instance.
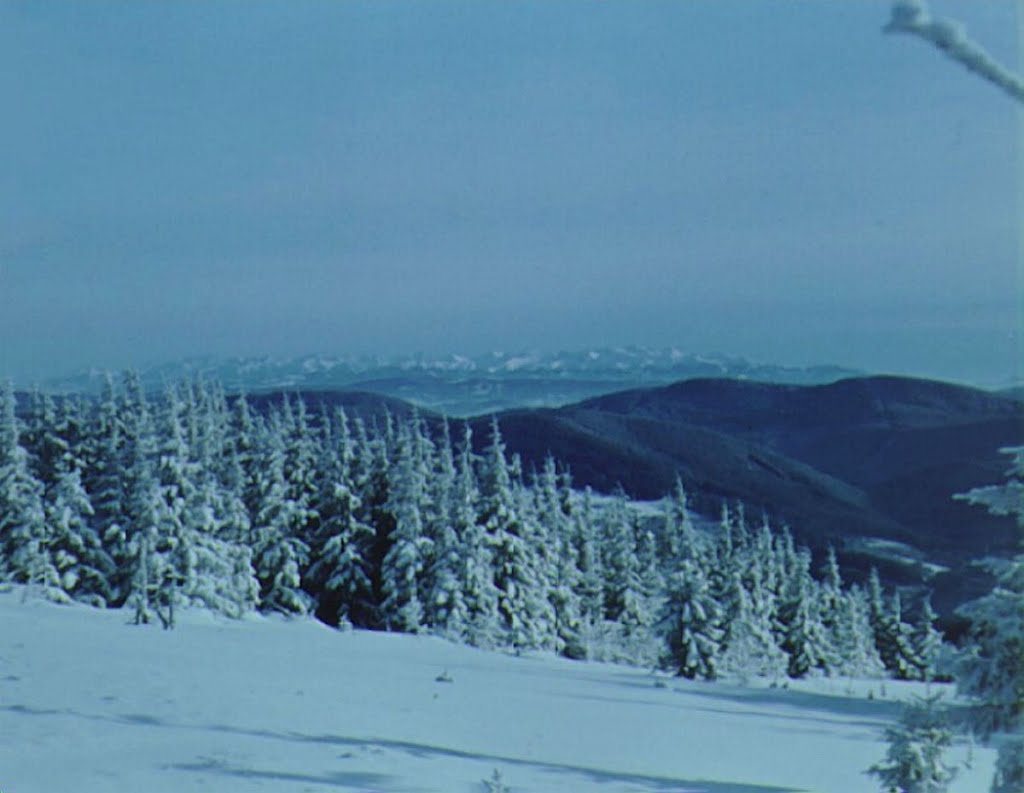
[0,589,995,793]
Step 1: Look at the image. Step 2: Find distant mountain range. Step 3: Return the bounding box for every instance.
[42,348,861,416]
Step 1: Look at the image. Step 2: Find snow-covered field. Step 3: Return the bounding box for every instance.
[0,589,995,793]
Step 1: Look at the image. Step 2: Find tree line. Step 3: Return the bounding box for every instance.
[0,374,942,681]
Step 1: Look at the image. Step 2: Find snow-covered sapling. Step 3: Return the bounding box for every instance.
[867,692,957,793]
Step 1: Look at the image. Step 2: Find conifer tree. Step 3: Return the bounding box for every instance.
[779,567,832,678]
[306,478,375,627]
[453,425,500,648]
[423,419,470,639]
[885,592,921,681]
[81,375,127,583]
[719,567,787,681]
[660,477,696,565]
[573,487,605,633]
[868,693,957,793]
[380,422,431,632]
[600,492,648,629]
[479,419,550,650]
[953,446,1024,744]
[911,596,944,683]
[832,585,886,678]
[249,430,310,616]
[22,389,67,487]
[661,560,723,680]
[868,568,917,679]
[276,397,321,550]
[0,383,57,598]
[45,464,113,606]
[533,456,584,656]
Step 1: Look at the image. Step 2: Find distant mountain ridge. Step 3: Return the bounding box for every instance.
[41,348,861,416]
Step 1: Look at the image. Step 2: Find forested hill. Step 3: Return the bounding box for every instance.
[462,376,1023,614]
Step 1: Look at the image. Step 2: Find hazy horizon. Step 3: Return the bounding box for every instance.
[2,1,1021,388]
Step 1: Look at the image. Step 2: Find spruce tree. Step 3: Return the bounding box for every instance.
[600,491,650,634]
[380,422,431,633]
[479,419,550,651]
[953,446,1024,742]
[0,383,59,599]
[868,694,956,793]
[453,425,500,648]
[421,418,467,637]
[833,585,886,678]
[779,567,832,679]
[249,430,311,616]
[719,567,787,681]
[911,596,944,683]
[661,560,723,680]
[573,487,605,636]
[45,465,113,606]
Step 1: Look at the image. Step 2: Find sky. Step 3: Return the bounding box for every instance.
[1,0,1021,387]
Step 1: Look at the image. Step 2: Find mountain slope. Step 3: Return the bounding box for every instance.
[0,590,996,793]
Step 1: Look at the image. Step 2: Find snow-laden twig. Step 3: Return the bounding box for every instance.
[884,0,1024,104]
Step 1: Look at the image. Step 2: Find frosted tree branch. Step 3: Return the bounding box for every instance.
[885,0,1024,105]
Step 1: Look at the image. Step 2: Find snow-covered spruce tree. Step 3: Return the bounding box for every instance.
[659,477,697,566]
[379,420,431,633]
[479,418,552,651]
[867,693,957,793]
[910,596,944,683]
[277,396,321,551]
[868,568,919,680]
[452,424,500,648]
[121,393,167,626]
[248,428,310,616]
[832,584,886,679]
[660,559,724,680]
[0,381,59,599]
[534,455,585,657]
[182,471,259,619]
[352,415,394,630]
[22,389,67,487]
[45,463,113,607]
[890,592,925,681]
[81,374,128,601]
[718,566,787,681]
[228,392,262,522]
[174,389,260,620]
[421,418,468,638]
[820,545,844,638]
[305,477,375,627]
[150,386,196,628]
[572,487,606,645]
[953,446,1024,787]
[305,410,375,627]
[778,552,832,678]
[600,490,653,638]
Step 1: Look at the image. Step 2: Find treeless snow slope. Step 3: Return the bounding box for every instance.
[0,590,994,793]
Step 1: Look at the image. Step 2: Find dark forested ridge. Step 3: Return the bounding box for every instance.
[467,376,1024,614]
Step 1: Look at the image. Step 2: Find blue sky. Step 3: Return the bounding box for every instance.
[1,0,1020,385]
